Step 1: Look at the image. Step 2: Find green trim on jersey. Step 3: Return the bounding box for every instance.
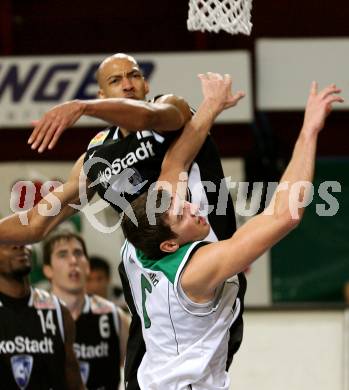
[136,243,194,284]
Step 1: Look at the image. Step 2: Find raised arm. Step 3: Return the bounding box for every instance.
[182,82,343,302]
[157,72,245,200]
[28,94,191,153]
[0,154,94,245]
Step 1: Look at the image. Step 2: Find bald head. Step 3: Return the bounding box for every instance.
[96,53,138,85]
[96,53,149,100]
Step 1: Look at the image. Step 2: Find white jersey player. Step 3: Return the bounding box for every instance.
[121,81,343,389]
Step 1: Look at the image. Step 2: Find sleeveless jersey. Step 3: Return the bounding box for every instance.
[0,288,66,390]
[74,294,121,390]
[84,118,246,389]
[122,240,241,390]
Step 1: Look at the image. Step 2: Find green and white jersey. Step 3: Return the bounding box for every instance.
[121,240,241,390]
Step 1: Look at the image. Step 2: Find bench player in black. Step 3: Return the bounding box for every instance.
[0,243,83,390]
[0,55,245,389]
[42,231,129,390]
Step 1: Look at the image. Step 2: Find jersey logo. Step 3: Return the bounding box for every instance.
[87,130,110,150]
[88,150,96,160]
[11,355,33,390]
[96,140,155,188]
[79,361,90,385]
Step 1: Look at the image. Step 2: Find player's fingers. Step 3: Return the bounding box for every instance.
[48,126,64,150]
[323,88,342,100]
[31,121,52,150]
[206,72,222,80]
[226,91,245,107]
[235,90,246,100]
[38,123,58,153]
[325,95,344,105]
[223,74,232,87]
[28,121,42,144]
[214,73,224,80]
[319,84,340,99]
[310,81,318,96]
[198,73,208,80]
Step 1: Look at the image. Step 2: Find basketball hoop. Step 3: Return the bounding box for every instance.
[187,0,253,36]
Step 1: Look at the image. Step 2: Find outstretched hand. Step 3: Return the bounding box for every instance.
[303,81,344,135]
[198,72,245,116]
[28,100,85,153]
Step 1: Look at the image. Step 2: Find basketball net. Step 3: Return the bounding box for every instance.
[187,0,253,36]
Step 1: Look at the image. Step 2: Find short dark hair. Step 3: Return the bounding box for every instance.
[89,256,111,278]
[121,189,177,259]
[43,231,88,266]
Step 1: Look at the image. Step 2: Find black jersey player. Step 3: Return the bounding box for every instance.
[42,231,129,390]
[0,243,83,390]
[1,56,246,389]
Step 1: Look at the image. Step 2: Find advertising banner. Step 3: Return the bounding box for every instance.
[0,51,252,128]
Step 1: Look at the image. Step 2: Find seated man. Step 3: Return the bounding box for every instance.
[120,82,343,389]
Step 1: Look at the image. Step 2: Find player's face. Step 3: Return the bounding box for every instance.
[167,201,210,245]
[98,58,149,101]
[86,269,109,298]
[0,244,32,278]
[47,238,89,295]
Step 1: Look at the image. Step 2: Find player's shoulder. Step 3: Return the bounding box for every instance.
[154,92,193,107]
[152,93,171,103]
[153,93,185,103]
[89,294,116,315]
[31,288,57,310]
[152,94,195,117]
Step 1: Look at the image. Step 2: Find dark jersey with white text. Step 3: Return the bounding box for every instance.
[74,295,120,390]
[84,120,247,390]
[84,127,176,213]
[0,288,66,390]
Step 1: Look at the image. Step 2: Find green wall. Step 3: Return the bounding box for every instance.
[272,159,349,302]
